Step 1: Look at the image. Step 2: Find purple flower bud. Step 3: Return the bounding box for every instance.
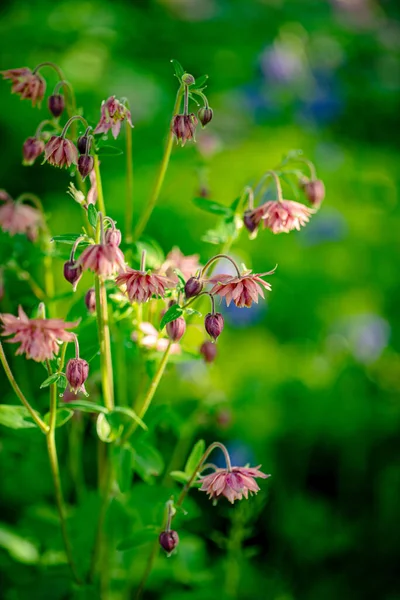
[182,73,195,85]
[66,358,89,394]
[22,137,45,166]
[85,288,96,313]
[159,530,179,553]
[171,114,198,146]
[166,316,186,342]
[48,94,65,118]
[77,135,90,155]
[184,276,203,299]
[243,209,262,234]
[105,228,122,247]
[63,260,83,291]
[198,107,213,127]
[200,340,217,363]
[302,179,325,207]
[78,155,94,180]
[205,312,224,340]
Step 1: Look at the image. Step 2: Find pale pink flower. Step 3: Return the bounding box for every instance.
[199,465,270,504]
[261,199,314,234]
[77,243,125,277]
[94,96,133,139]
[1,67,45,107]
[44,136,78,169]
[0,306,78,362]
[116,269,173,303]
[0,199,43,241]
[208,271,274,308]
[160,247,201,281]
[131,322,181,354]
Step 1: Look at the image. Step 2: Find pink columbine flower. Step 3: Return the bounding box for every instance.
[160,247,201,282]
[0,199,43,241]
[77,243,125,277]
[261,199,314,234]
[1,67,46,107]
[0,306,78,362]
[44,136,79,169]
[23,137,45,166]
[208,271,274,308]
[199,465,270,504]
[116,269,173,303]
[93,96,133,139]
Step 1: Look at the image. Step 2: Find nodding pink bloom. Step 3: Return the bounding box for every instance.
[302,179,325,207]
[1,67,46,107]
[23,137,45,166]
[94,96,133,139]
[0,199,43,241]
[208,271,274,308]
[171,113,198,146]
[261,200,314,234]
[199,465,270,504]
[160,247,201,282]
[0,306,78,362]
[44,136,79,169]
[116,269,173,304]
[77,243,125,277]
[66,358,89,394]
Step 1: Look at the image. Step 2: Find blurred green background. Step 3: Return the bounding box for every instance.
[1,0,400,599]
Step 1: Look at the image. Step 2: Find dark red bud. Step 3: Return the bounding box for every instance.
[205,312,224,340]
[243,210,261,234]
[48,94,65,118]
[182,73,195,85]
[85,288,96,313]
[78,155,94,180]
[105,228,122,247]
[22,137,45,166]
[66,358,89,393]
[198,107,213,127]
[200,340,217,363]
[302,179,325,207]
[166,316,186,342]
[77,135,90,155]
[159,530,179,553]
[184,276,203,299]
[63,260,82,291]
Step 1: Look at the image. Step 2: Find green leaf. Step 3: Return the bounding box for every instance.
[40,372,61,389]
[51,234,83,245]
[160,304,183,329]
[193,197,233,217]
[170,59,185,79]
[0,525,40,564]
[0,405,38,430]
[184,439,206,476]
[117,526,159,551]
[191,74,208,90]
[170,470,190,484]
[112,407,147,431]
[43,408,74,428]
[230,196,241,211]
[57,373,67,391]
[133,440,164,482]
[96,145,124,157]
[64,400,108,414]
[184,308,202,317]
[202,217,237,245]
[96,412,123,443]
[112,444,134,493]
[87,204,98,228]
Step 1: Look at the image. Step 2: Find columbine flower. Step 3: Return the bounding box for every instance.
[171,114,198,146]
[0,306,78,362]
[77,243,125,277]
[301,179,326,207]
[208,271,273,308]
[261,200,314,234]
[166,316,186,342]
[199,465,270,504]
[22,137,45,166]
[132,322,181,354]
[0,198,43,241]
[66,358,89,394]
[160,247,201,281]
[200,340,217,363]
[1,67,45,106]
[159,531,179,553]
[204,313,224,340]
[93,96,133,139]
[116,269,173,303]
[44,136,78,169]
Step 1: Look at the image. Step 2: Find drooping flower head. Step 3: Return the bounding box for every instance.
[116,269,173,304]
[301,179,326,207]
[66,358,89,394]
[43,136,79,169]
[261,199,314,234]
[1,67,45,107]
[199,465,270,504]
[208,270,274,308]
[94,96,133,139]
[22,137,45,166]
[0,197,43,241]
[0,306,78,362]
[77,243,125,278]
[171,113,198,146]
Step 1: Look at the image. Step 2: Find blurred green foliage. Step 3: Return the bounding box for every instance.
[1,0,400,599]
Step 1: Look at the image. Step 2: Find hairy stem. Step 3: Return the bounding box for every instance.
[125,124,134,242]
[94,276,114,410]
[94,155,106,216]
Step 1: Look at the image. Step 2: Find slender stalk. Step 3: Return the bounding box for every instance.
[200,254,242,279]
[94,155,106,216]
[94,276,114,410]
[133,85,184,240]
[33,61,64,80]
[125,124,134,242]
[0,342,48,433]
[88,456,114,583]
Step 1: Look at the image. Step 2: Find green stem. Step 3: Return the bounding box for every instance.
[133,85,184,240]
[125,124,134,242]
[200,254,242,279]
[0,342,48,434]
[94,155,106,216]
[94,276,114,410]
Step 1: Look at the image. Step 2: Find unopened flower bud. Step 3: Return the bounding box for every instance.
[85,288,96,313]
[205,312,224,340]
[243,209,262,234]
[185,276,203,299]
[200,340,217,363]
[159,530,179,553]
[198,106,213,127]
[166,316,186,342]
[171,114,198,146]
[78,155,94,180]
[22,137,45,166]
[77,135,90,155]
[105,228,122,247]
[302,179,325,207]
[182,73,195,85]
[63,260,83,291]
[48,94,65,118]
[66,358,89,393]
